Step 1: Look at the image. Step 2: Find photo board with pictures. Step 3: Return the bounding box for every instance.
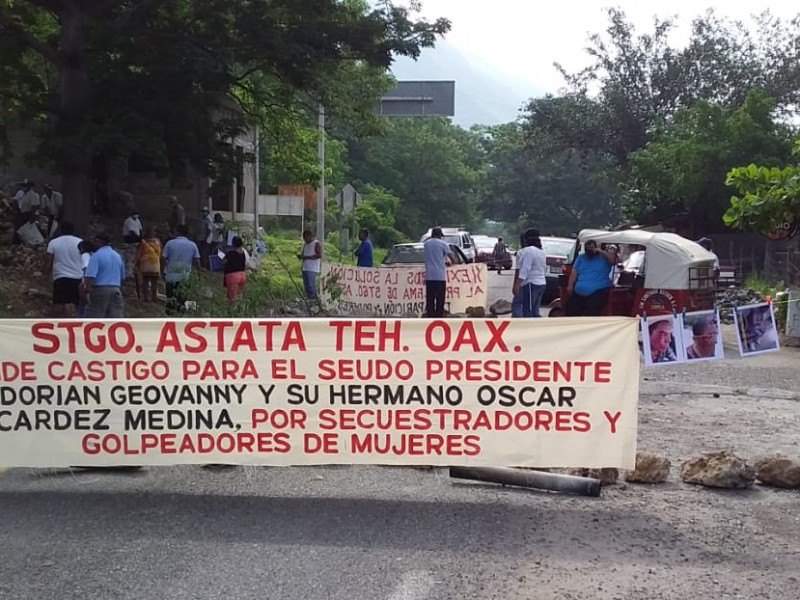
[641,314,685,366]
[733,302,781,357]
[681,309,724,362]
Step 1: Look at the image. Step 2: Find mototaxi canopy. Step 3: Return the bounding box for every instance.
[577,229,717,289]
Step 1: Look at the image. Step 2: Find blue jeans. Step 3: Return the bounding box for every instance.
[302,270,318,300]
[511,293,523,318]
[521,283,546,317]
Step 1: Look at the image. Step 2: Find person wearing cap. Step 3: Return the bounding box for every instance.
[696,237,720,280]
[565,239,618,316]
[84,232,126,318]
[122,208,143,243]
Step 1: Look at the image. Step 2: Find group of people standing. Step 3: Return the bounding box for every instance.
[36,190,256,319]
[11,181,63,247]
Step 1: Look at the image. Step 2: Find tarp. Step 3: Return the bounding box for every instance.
[578,229,717,289]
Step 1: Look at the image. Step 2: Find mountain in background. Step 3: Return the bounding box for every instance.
[390,40,545,128]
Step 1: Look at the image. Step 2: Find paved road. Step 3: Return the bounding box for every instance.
[0,465,572,600]
[486,265,514,308]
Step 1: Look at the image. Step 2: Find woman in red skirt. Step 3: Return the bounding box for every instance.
[223,236,247,301]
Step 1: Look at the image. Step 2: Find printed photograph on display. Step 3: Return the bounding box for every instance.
[734,302,781,356]
[681,310,724,362]
[641,314,685,366]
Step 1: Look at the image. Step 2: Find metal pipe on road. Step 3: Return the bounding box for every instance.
[449,466,601,497]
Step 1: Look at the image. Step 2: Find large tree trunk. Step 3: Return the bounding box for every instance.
[57,3,93,232]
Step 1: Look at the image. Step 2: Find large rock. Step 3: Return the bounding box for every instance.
[754,456,800,489]
[564,467,619,486]
[625,452,671,483]
[681,451,755,489]
[489,299,512,315]
[466,305,486,318]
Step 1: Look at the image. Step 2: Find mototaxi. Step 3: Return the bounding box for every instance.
[547,229,718,318]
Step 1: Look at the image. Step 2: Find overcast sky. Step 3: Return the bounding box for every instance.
[401,0,799,96]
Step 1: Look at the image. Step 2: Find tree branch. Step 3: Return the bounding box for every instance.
[0,10,60,64]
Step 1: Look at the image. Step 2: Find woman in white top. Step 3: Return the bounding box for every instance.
[512,232,547,317]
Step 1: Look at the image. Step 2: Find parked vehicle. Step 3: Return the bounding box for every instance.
[473,236,512,271]
[540,236,576,303]
[420,227,477,263]
[547,229,717,317]
[381,242,468,267]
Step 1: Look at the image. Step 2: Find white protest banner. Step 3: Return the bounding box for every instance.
[0,317,639,468]
[320,263,488,316]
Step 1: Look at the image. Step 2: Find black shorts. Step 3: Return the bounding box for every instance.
[53,277,81,305]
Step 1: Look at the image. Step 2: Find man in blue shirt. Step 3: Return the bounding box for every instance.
[423,227,454,318]
[565,239,618,316]
[162,223,201,315]
[84,232,126,318]
[354,228,373,268]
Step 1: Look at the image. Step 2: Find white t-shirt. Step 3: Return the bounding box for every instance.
[517,246,547,286]
[123,216,143,237]
[47,234,84,279]
[302,239,322,273]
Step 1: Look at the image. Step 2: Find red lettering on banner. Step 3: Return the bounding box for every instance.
[81,432,291,455]
[47,360,170,382]
[329,321,402,352]
[250,409,308,430]
[270,359,305,380]
[603,411,622,434]
[154,321,307,353]
[349,433,481,456]
[31,322,137,355]
[317,359,413,382]
[425,359,610,383]
[424,321,510,353]
[0,362,36,382]
[182,359,258,380]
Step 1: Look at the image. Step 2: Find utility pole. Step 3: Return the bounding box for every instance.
[253,124,260,237]
[317,104,326,243]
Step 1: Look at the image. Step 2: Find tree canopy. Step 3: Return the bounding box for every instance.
[0,0,449,225]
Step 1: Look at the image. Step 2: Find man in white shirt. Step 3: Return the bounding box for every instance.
[41,184,64,237]
[122,209,143,243]
[14,181,40,244]
[297,230,323,300]
[46,221,84,317]
[513,230,548,317]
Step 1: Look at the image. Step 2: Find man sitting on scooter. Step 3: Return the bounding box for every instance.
[565,240,618,316]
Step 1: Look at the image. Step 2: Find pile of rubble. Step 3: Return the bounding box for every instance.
[716,286,766,323]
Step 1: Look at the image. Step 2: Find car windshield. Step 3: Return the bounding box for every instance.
[542,239,574,257]
[384,246,425,264]
[474,237,497,249]
[442,234,462,245]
